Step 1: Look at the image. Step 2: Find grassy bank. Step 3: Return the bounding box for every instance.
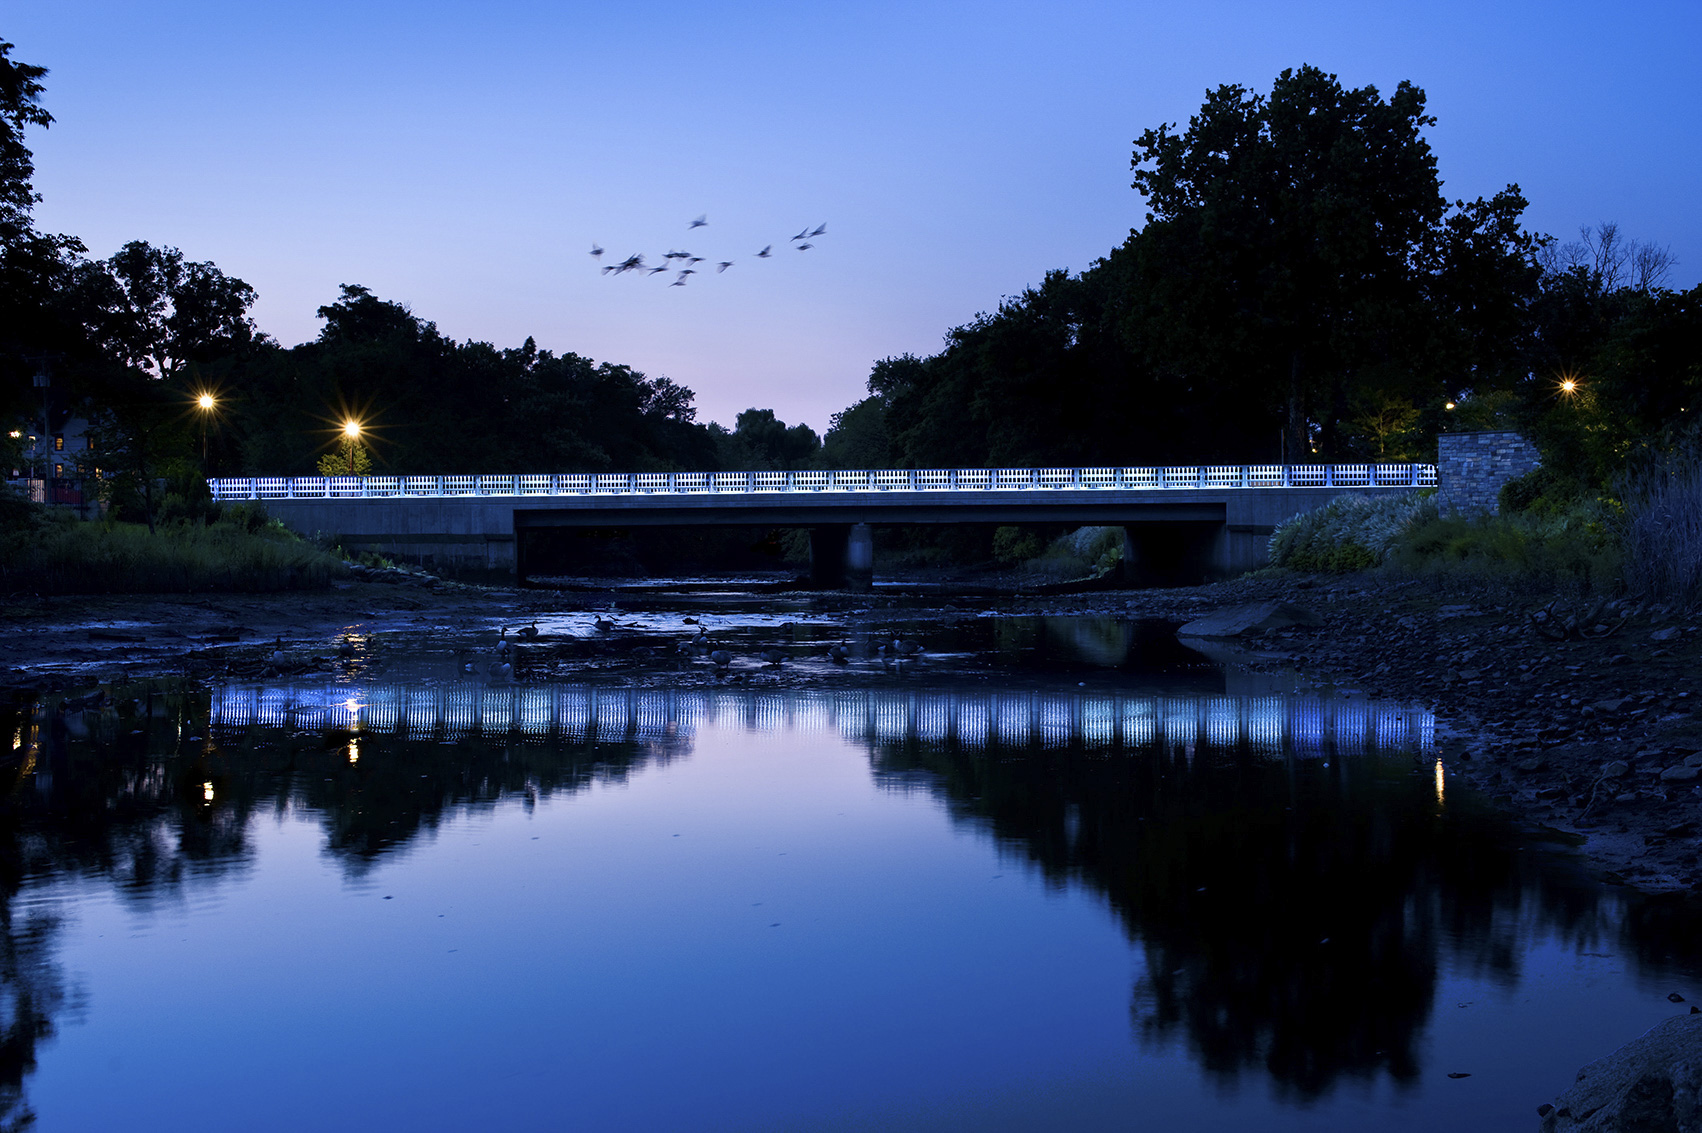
[1,505,346,594]
[1268,493,1622,593]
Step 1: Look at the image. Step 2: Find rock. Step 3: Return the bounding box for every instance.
[1660,766,1700,784]
[1594,697,1634,715]
[1540,1013,1702,1132]
[1517,758,1547,773]
[1651,627,1682,642]
[1601,762,1631,780]
[1177,601,1324,639]
[1686,754,1702,769]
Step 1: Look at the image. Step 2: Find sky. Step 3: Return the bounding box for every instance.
[9,1,1700,434]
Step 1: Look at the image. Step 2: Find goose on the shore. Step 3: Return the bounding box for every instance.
[593,616,617,633]
[890,636,923,658]
[709,649,733,670]
[827,641,850,664]
[759,646,787,666]
[516,621,540,640]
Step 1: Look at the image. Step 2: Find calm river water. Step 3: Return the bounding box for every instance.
[3,615,1699,1131]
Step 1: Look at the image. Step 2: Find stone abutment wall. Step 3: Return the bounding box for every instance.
[1437,431,1541,517]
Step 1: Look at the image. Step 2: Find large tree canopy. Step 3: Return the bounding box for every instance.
[859,66,1568,470]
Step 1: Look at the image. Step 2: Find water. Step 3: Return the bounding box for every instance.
[3,617,1699,1130]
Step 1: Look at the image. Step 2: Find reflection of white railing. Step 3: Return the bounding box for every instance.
[208,684,1433,757]
[208,464,1438,502]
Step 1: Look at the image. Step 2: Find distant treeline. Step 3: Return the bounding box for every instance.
[3,46,1699,529]
[0,40,824,527]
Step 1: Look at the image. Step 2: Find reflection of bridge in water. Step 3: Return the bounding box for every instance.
[210,683,1434,757]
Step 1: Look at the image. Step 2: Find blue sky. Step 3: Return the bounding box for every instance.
[10,1,1700,432]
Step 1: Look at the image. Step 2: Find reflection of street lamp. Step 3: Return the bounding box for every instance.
[342,419,362,474]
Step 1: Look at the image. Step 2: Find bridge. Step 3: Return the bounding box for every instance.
[208,462,1437,585]
[208,682,1436,759]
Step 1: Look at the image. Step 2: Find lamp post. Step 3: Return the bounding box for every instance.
[343,419,362,474]
[196,393,216,465]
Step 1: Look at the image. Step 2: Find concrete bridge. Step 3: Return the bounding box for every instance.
[208,463,1437,585]
[209,682,1436,759]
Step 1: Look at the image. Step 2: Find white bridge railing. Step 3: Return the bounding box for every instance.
[208,464,1437,502]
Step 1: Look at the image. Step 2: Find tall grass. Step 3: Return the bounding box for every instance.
[1387,507,1621,591]
[0,516,346,594]
[1621,459,1702,606]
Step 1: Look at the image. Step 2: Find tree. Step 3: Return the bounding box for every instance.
[716,408,820,469]
[1124,66,1454,459]
[820,396,890,468]
[69,241,259,379]
[0,39,52,241]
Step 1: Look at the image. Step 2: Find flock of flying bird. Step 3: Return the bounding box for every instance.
[589,215,828,287]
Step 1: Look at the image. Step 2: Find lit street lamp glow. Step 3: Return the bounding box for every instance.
[197,394,215,410]
[343,420,362,439]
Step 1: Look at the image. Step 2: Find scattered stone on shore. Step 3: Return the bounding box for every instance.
[1176,600,1322,639]
[1539,1012,1702,1132]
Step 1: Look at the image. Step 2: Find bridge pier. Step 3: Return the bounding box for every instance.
[807,523,873,589]
[846,523,874,590]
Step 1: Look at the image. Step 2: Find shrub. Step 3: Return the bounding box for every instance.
[1388,501,1621,591]
[0,515,345,594]
[992,526,1044,564]
[1268,493,1437,572]
[1621,459,1702,606]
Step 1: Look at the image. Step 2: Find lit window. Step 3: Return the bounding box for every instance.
[86,436,94,450]
[54,463,63,477]
[53,436,63,451]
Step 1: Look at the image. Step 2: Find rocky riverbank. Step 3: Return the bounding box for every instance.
[1092,573,1702,894]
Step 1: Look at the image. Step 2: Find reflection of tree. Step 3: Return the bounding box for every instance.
[867,733,1648,1102]
[0,684,691,1121]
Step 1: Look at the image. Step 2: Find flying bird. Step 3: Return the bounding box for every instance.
[756,245,772,258]
[590,244,604,258]
[808,223,827,237]
[647,266,669,275]
[791,226,810,241]
[717,261,733,272]
[796,243,813,251]
[671,277,687,287]
[689,215,708,229]
[686,256,705,266]
[610,254,645,274]
[677,268,696,278]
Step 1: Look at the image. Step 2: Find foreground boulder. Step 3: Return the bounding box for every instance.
[1176,600,1323,639]
[1539,1013,1702,1131]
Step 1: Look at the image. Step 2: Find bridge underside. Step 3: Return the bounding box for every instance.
[257,485,1416,587]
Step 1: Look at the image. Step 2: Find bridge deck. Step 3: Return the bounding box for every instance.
[210,463,1436,501]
